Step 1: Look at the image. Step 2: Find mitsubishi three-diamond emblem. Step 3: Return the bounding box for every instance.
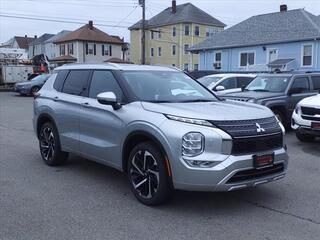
[256,123,265,133]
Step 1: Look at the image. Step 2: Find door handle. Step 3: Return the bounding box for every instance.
[53,96,59,102]
[82,102,90,107]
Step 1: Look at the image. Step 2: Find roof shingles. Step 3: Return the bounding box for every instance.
[54,23,123,44]
[190,9,320,51]
[129,3,225,30]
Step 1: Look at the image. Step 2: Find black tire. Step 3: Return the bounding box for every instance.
[296,132,315,142]
[30,86,40,95]
[39,122,68,166]
[127,141,172,206]
[272,109,288,128]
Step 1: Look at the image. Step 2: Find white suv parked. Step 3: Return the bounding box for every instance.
[197,74,256,95]
[292,94,320,142]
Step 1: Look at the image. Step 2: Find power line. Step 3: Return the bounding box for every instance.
[0,14,130,28]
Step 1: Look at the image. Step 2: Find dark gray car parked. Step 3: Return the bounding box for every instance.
[15,74,51,95]
[222,72,320,127]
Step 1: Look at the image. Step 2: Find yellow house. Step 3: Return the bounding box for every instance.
[129,1,226,71]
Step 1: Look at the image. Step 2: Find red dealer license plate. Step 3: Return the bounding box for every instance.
[253,154,274,169]
[311,122,320,129]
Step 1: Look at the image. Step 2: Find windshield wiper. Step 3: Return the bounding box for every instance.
[251,89,270,92]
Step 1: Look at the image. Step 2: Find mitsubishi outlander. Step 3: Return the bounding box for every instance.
[33,64,288,205]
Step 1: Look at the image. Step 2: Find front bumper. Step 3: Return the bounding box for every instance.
[292,111,320,136]
[172,148,288,191]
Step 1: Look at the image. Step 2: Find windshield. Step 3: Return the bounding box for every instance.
[198,76,222,87]
[32,74,50,82]
[122,71,218,103]
[245,76,290,92]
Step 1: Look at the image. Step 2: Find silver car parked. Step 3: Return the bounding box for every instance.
[33,64,288,205]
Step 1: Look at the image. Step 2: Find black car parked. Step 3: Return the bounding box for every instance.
[221,72,320,128]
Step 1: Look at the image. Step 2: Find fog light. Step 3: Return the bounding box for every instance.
[182,132,204,157]
[185,160,216,168]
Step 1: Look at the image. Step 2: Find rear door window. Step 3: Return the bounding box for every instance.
[89,70,123,100]
[311,76,320,92]
[290,77,310,92]
[62,70,91,96]
[219,77,237,89]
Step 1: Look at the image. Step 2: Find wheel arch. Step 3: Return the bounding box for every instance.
[36,113,58,138]
[122,130,171,175]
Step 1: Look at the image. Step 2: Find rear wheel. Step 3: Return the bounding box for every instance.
[296,132,315,142]
[39,122,68,166]
[127,142,172,205]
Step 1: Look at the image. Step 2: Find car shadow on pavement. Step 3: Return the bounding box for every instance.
[59,154,280,211]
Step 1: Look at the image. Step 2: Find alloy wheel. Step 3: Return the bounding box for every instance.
[40,127,55,162]
[129,150,160,199]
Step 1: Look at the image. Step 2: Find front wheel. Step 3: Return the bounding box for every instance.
[39,122,68,166]
[296,132,315,142]
[127,142,172,205]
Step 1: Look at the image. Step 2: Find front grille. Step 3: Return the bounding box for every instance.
[301,115,320,121]
[301,106,320,116]
[232,133,283,155]
[227,163,284,184]
[224,97,249,102]
[210,117,281,138]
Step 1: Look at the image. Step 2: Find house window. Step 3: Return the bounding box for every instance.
[109,45,112,56]
[302,44,312,66]
[172,64,176,67]
[215,52,221,63]
[158,47,162,56]
[206,27,219,38]
[194,26,200,36]
[184,44,189,55]
[60,44,65,55]
[172,45,176,55]
[68,43,73,55]
[172,26,176,37]
[184,63,189,71]
[240,52,255,67]
[150,47,154,57]
[194,64,199,71]
[87,43,94,55]
[150,31,154,40]
[102,45,109,56]
[184,25,190,36]
[158,29,162,39]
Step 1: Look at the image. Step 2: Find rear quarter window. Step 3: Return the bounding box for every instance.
[53,70,69,91]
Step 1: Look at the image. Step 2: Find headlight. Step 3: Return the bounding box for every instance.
[248,99,257,103]
[182,132,204,157]
[166,114,213,127]
[294,105,301,114]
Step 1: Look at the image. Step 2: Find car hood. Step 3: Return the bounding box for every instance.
[299,94,320,107]
[141,100,273,121]
[15,81,31,86]
[223,91,284,100]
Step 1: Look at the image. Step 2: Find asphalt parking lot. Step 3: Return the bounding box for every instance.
[0,92,319,240]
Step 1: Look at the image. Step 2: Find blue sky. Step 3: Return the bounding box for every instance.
[1,0,319,43]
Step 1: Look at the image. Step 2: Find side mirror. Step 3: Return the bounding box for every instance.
[97,92,122,110]
[288,88,303,95]
[215,85,225,91]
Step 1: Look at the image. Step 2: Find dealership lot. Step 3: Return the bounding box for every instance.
[0,92,319,240]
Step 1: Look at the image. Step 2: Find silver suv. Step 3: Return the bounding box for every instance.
[33,64,288,205]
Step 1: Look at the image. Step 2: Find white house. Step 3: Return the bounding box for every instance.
[51,21,124,64]
[28,34,54,59]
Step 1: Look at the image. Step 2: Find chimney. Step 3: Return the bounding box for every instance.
[280,4,287,12]
[89,20,93,30]
[25,35,27,38]
[34,35,37,39]
[172,0,176,14]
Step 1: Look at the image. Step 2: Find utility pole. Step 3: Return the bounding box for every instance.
[139,0,146,64]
